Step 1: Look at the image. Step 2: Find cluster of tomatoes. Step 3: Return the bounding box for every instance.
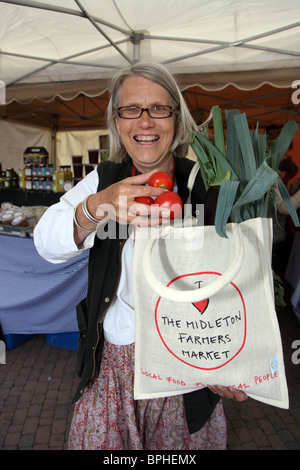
[135,171,183,220]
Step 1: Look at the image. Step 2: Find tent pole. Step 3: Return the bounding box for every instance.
[53,114,58,170]
[0,0,129,35]
[133,41,140,63]
[131,32,144,63]
[74,0,132,64]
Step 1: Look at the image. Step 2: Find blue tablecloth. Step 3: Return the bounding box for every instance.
[0,234,88,334]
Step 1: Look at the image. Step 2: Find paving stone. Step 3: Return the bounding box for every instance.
[249,427,270,448]
[19,433,35,448]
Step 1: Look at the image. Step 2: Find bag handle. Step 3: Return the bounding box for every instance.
[186,161,201,205]
[142,223,244,302]
[184,162,200,220]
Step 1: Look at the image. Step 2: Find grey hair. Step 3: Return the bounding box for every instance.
[106,62,198,162]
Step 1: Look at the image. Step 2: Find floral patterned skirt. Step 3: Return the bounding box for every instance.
[68,341,227,450]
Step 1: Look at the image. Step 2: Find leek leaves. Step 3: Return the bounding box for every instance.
[191,106,299,237]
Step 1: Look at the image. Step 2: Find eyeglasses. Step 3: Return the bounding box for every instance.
[116,105,175,119]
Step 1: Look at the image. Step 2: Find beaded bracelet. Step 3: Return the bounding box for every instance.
[73,203,95,233]
[82,196,99,225]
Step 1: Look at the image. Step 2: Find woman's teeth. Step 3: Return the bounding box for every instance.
[134,135,159,143]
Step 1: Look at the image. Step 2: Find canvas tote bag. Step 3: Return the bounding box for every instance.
[132,165,289,409]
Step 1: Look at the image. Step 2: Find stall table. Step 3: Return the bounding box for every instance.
[0,234,88,350]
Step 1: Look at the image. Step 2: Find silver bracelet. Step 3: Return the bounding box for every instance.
[82,196,99,225]
[73,203,95,233]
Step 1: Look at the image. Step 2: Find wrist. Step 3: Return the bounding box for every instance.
[73,202,95,233]
[82,196,99,224]
[85,194,105,222]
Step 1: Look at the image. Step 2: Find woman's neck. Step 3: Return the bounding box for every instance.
[133,154,175,175]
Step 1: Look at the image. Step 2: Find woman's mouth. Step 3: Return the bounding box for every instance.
[134,135,159,144]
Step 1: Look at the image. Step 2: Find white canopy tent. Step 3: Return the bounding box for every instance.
[1,0,300,87]
[0,0,299,170]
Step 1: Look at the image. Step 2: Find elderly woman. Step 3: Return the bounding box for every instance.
[34,62,247,451]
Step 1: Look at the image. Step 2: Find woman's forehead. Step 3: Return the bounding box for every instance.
[118,75,172,105]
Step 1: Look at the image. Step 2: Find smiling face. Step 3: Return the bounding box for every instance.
[115,75,176,173]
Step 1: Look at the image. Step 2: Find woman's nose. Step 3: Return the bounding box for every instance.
[138,110,154,127]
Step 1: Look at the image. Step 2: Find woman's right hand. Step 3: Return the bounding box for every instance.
[74,169,173,246]
[91,169,171,227]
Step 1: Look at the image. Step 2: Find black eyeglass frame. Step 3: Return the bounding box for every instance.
[116,105,176,119]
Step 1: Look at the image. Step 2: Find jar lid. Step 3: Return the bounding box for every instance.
[0,211,14,221]
[1,202,13,209]
[11,214,26,226]
[12,210,23,218]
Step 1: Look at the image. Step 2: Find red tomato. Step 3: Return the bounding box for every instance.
[155,192,183,220]
[134,196,154,205]
[148,171,173,191]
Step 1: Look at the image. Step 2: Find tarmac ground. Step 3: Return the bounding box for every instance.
[0,297,299,451]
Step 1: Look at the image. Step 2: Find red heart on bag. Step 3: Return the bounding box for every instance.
[192,299,209,314]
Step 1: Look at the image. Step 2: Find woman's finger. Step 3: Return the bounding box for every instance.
[208,385,248,402]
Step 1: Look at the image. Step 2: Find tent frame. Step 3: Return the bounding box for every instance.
[1,0,300,86]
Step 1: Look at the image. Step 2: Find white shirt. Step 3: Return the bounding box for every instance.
[34,167,135,345]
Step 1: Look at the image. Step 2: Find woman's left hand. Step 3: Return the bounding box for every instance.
[208,385,248,402]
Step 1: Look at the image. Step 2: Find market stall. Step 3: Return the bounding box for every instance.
[0,147,89,350]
